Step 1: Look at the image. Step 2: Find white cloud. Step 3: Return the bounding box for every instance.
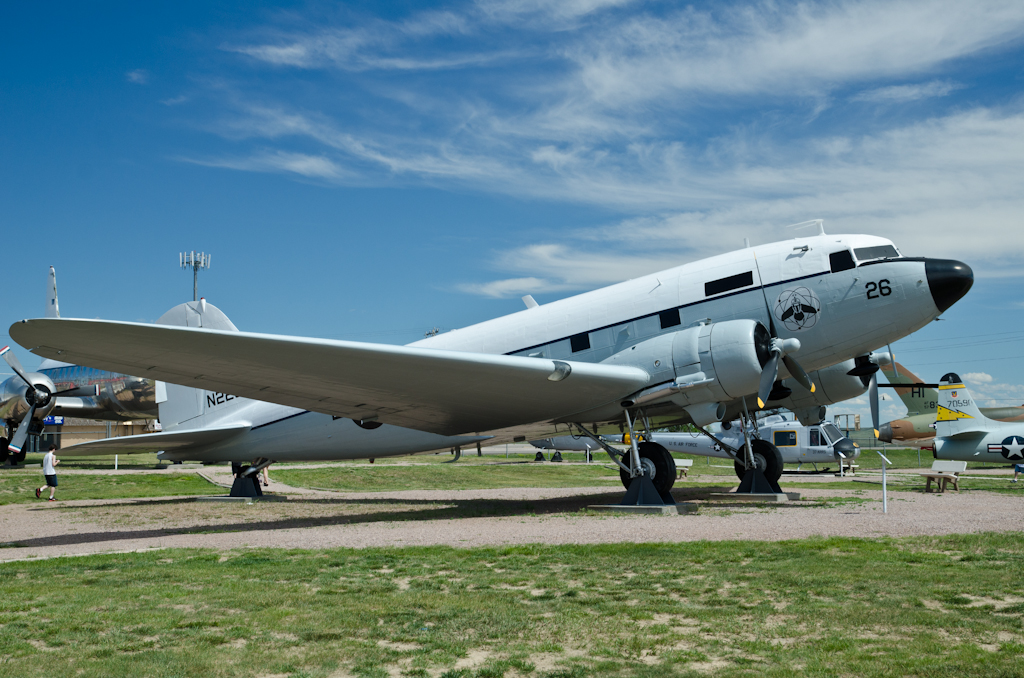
[457,277,557,298]
[126,69,149,84]
[963,372,994,384]
[182,151,347,181]
[852,80,961,103]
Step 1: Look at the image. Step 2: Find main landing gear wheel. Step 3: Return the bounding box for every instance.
[0,437,8,463]
[733,439,784,483]
[620,442,677,495]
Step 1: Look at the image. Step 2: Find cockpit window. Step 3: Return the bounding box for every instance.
[854,245,899,261]
[829,250,855,273]
[822,422,844,443]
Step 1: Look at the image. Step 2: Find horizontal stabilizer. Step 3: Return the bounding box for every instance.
[56,423,250,456]
[10,318,651,436]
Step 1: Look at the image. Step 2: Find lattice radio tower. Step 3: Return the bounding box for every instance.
[180,251,211,301]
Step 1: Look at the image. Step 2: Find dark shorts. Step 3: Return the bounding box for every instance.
[45,474,57,487]
[1016,465,1024,474]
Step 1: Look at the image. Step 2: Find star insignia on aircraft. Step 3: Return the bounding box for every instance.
[997,436,1024,460]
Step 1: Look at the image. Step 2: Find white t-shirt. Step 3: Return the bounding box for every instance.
[42,451,56,475]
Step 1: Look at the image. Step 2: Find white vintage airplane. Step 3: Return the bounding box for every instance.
[9,229,973,501]
[932,373,1024,464]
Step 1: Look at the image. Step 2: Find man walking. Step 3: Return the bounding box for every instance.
[36,445,59,501]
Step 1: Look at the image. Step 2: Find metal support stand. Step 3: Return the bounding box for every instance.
[734,401,784,496]
[550,451,563,462]
[229,459,274,498]
[534,451,545,462]
[573,420,672,506]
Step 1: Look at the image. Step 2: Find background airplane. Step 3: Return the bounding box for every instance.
[1,268,157,462]
[932,373,1024,464]
[637,414,858,480]
[877,362,1024,447]
[11,231,974,502]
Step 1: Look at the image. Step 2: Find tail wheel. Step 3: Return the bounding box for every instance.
[733,439,784,482]
[619,442,677,494]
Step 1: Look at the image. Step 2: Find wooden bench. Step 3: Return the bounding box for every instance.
[677,458,694,479]
[919,460,967,493]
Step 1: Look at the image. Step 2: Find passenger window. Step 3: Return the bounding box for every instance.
[829,250,855,273]
[659,308,681,329]
[570,333,591,353]
[705,271,754,297]
[773,430,797,447]
[809,429,821,446]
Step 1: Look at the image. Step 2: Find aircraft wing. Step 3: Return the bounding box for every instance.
[11,318,651,436]
[55,423,251,456]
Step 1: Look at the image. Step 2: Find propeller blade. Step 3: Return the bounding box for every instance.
[7,403,37,454]
[0,346,35,389]
[757,352,780,409]
[869,372,880,438]
[781,354,815,393]
[53,384,100,397]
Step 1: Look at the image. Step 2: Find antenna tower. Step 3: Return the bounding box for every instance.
[180,251,211,301]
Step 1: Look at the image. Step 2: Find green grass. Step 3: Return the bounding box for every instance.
[0,471,221,505]
[274,463,624,492]
[3,534,1024,677]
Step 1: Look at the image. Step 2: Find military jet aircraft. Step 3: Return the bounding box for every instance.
[877,362,1024,446]
[932,373,1024,463]
[9,230,974,502]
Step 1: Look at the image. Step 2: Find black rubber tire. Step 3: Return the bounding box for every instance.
[0,437,8,463]
[619,442,677,495]
[12,449,26,464]
[733,439,784,482]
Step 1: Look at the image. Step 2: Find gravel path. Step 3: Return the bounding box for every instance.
[3,475,1022,562]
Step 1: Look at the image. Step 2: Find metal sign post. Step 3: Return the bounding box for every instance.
[877,451,892,513]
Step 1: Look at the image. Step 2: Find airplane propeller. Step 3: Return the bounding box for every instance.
[2,345,98,453]
[846,351,894,438]
[757,336,815,409]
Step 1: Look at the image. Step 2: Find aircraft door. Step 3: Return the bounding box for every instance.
[806,427,827,459]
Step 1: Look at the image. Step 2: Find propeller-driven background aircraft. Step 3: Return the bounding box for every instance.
[10,231,974,502]
[932,374,1024,464]
[877,362,1024,447]
[1,268,157,462]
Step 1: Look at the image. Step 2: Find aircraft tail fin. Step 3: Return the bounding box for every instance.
[880,361,937,415]
[154,299,240,428]
[935,373,990,437]
[46,266,59,318]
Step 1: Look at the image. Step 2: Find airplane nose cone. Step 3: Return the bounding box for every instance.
[834,438,860,460]
[877,422,894,444]
[925,259,973,313]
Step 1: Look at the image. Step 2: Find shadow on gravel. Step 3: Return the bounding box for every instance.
[7,484,840,551]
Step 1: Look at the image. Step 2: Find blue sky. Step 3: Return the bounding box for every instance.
[2,0,1024,424]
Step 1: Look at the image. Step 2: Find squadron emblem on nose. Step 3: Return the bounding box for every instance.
[774,287,821,331]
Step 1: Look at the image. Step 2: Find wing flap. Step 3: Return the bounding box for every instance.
[56,423,250,456]
[11,318,651,436]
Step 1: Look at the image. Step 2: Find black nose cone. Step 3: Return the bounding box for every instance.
[877,422,893,444]
[926,259,973,313]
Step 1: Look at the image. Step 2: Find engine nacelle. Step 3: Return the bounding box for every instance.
[603,319,771,407]
[0,372,57,423]
[772,358,868,415]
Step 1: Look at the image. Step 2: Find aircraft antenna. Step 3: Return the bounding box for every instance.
[179,251,212,301]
